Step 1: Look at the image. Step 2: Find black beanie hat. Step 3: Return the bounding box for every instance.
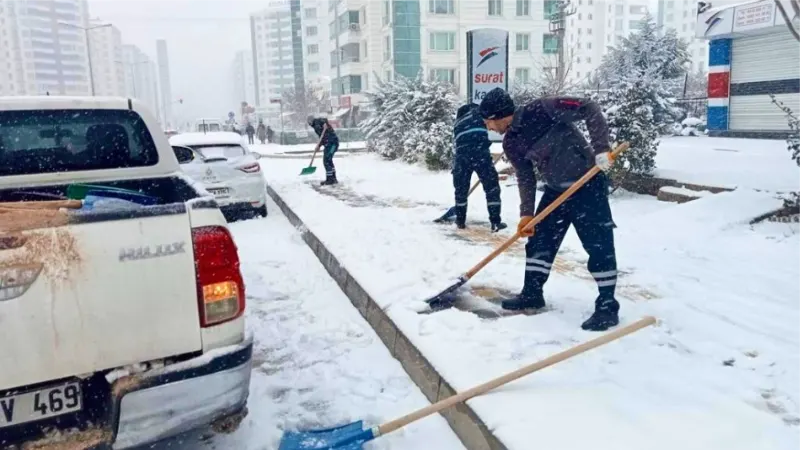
[479,88,515,120]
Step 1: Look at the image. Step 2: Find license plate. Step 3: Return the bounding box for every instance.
[208,187,231,197]
[0,382,82,428]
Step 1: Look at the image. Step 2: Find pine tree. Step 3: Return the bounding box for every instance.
[599,79,660,190]
[361,74,459,170]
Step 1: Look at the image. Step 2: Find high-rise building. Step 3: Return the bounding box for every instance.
[301,0,331,88]
[87,18,126,97]
[565,0,651,82]
[250,6,297,106]
[156,40,174,127]
[657,0,709,71]
[122,44,159,118]
[230,50,257,107]
[0,0,92,96]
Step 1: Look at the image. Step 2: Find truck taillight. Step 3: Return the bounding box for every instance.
[191,226,245,327]
[238,163,261,173]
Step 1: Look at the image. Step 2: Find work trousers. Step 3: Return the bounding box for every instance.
[452,151,501,224]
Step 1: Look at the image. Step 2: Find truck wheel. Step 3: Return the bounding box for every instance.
[211,407,248,434]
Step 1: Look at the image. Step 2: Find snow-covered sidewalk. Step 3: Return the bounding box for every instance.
[156,200,464,449]
[250,141,366,156]
[261,151,799,450]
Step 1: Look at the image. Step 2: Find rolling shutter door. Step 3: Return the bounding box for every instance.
[729,29,800,131]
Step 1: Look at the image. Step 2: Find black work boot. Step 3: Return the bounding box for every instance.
[490,221,507,232]
[581,296,620,331]
[320,175,338,186]
[455,206,467,229]
[501,287,545,311]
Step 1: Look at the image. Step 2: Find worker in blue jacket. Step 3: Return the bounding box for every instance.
[479,87,618,332]
[451,103,507,232]
[308,115,340,185]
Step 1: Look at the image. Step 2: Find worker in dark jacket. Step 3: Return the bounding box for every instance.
[307,115,340,185]
[451,103,506,232]
[479,87,618,332]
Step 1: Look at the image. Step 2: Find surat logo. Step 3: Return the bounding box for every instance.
[704,10,725,35]
[476,46,500,67]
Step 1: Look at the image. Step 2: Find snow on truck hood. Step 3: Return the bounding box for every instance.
[169,132,247,147]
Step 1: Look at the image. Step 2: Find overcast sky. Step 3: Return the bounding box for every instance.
[88,0,267,121]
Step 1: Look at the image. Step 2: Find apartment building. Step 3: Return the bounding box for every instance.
[658,0,710,71]
[565,0,650,82]
[87,19,126,97]
[0,0,92,96]
[122,44,160,120]
[302,0,331,88]
[326,0,556,120]
[156,39,174,127]
[250,6,298,106]
[230,49,257,108]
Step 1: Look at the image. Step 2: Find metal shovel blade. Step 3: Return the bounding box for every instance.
[300,166,317,176]
[278,421,373,450]
[423,275,469,310]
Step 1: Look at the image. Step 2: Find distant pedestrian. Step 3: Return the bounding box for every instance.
[266,126,274,143]
[257,121,267,144]
[245,123,255,144]
[307,115,339,186]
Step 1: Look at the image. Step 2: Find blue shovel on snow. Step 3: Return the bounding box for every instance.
[278,315,656,450]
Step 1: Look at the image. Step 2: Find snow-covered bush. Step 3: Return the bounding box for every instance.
[361,74,459,170]
[598,80,660,189]
[770,94,800,209]
[594,14,689,134]
[671,116,707,136]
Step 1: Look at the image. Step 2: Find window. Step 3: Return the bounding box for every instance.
[429,31,455,51]
[384,35,391,60]
[576,56,581,63]
[615,5,623,14]
[514,68,530,83]
[307,44,319,54]
[543,33,558,54]
[516,0,530,16]
[306,26,318,36]
[488,0,502,16]
[587,28,592,34]
[429,0,454,14]
[586,57,591,63]
[630,5,646,14]
[193,144,246,160]
[515,33,530,51]
[304,7,316,18]
[429,68,456,85]
[588,13,592,19]
[587,42,592,49]
[544,0,558,19]
[308,62,319,72]
[578,13,582,19]
[629,20,644,30]
[0,109,158,176]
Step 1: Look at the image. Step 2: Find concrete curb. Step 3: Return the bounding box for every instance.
[266,185,507,450]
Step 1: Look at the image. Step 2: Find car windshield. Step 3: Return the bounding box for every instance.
[192,144,246,160]
[0,109,159,176]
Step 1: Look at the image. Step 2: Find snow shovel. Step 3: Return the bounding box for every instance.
[277,314,656,450]
[300,127,327,176]
[433,152,505,223]
[425,142,629,310]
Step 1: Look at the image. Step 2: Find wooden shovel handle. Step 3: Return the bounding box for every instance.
[0,200,83,210]
[307,126,327,167]
[464,142,629,279]
[466,152,505,197]
[377,315,656,437]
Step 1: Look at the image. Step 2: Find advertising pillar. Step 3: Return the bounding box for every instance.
[466,28,509,142]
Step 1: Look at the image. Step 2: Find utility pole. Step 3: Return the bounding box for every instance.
[58,22,112,96]
[547,1,576,91]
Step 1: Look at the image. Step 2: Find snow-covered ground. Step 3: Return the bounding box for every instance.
[141,199,463,450]
[259,137,799,450]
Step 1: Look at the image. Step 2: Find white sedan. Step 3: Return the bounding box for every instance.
[170,131,267,219]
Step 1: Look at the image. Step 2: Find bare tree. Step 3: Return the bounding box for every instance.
[281,82,330,127]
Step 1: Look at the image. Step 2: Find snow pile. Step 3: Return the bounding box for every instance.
[672,116,707,136]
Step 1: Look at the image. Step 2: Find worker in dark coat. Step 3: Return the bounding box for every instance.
[451,103,506,232]
[479,87,618,332]
[307,115,340,185]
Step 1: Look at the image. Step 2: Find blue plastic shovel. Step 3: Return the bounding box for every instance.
[278,315,656,450]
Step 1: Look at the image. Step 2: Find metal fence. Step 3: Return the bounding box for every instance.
[674,97,708,119]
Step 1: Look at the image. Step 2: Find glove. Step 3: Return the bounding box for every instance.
[517,216,535,238]
[595,152,612,172]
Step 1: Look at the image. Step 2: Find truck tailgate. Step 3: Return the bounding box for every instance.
[0,206,202,391]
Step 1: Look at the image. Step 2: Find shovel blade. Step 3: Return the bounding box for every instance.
[278,421,373,450]
[300,166,317,176]
[433,206,456,223]
[424,275,468,310]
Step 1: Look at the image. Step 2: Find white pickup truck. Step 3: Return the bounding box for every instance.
[0,97,252,449]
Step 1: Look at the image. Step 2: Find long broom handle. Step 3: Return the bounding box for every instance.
[377,315,657,437]
[466,152,505,197]
[306,127,328,168]
[463,142,629,280]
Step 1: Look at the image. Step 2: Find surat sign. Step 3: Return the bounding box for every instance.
[466,28,509,105]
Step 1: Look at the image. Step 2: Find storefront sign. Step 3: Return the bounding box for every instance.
[733,0,776,32]
[466,28,509,105]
